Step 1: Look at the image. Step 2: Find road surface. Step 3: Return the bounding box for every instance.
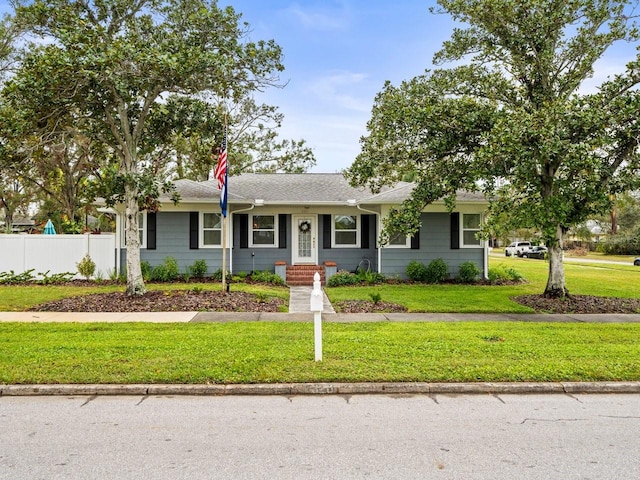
[2,393,639,479]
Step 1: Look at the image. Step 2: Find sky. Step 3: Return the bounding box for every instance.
[2,0,639,173]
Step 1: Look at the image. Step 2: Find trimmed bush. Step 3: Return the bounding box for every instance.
[250,270,285,286]
[327,270,361,287]
[425,258,448,284]
[151,257,180,282]
[190,259,208,278]
[406,260,428,282]
[456,261,480,283]
[76,254,96,280]
[488,265,525,284]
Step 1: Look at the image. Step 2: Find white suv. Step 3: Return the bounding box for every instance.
[505,241,531,257]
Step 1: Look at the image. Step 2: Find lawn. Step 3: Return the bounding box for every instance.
[1,321,639,384]
[1,257,639,385]
[326,256,640,312]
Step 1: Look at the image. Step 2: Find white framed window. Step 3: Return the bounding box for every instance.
[251,214,278,247]
[123,211,146,248]
[387,231,410,248]
[200,212,222,247]
[462,213,482,247]
[333,214,360,247]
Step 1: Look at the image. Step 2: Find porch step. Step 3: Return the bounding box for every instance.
[286,265,326,286]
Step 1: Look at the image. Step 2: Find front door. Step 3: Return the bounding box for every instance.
[292,215,317,264]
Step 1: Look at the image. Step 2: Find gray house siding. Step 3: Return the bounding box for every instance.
[318,214,378,272]
[232,213,291,273]
[120,212,223,275]
[381,212,484,279]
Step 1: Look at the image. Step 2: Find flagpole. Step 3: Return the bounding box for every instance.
[221,114,228,295]
[214,112,229,295]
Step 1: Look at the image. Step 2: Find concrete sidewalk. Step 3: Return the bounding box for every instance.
[1,310,640,323]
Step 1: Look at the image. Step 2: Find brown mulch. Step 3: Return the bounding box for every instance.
[335,300,408,313]
[26,287,639,315]
[30,290,285,313]
[513,294,640,314]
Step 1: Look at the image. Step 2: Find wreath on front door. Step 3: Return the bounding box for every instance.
[299,220,311,233]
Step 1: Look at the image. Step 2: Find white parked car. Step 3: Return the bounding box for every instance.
[505,241,531,257]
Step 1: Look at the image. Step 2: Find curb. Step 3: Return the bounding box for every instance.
[2,381,640,396]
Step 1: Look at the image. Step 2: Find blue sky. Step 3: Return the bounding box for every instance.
[2,1,638,173]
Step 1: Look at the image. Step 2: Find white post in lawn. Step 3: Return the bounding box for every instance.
[310,272,324,362]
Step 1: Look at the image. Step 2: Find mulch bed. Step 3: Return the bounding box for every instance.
[30,290,285,313]
[513,294,640,314]
[26,288,640,315]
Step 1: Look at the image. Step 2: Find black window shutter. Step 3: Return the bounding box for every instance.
[279,214,287,249]
[239,214,249,249]
[450,213,460,250]
[147,213,157,250]
[411,229,420,250]
[361,214,370,249]
[322,214,332,249]
[189,212,198,250]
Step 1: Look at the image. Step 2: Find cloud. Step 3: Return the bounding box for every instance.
[285,2,350,32]
[306,71,372,112]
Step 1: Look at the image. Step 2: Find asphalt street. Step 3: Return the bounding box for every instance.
[2,393,639,479]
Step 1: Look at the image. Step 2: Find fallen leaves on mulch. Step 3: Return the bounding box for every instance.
[30,290,285,313]
[513,294,640,314]
[335,300,407,313]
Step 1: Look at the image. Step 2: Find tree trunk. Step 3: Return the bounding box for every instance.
[124,185,146,296]
[544,224,569,298]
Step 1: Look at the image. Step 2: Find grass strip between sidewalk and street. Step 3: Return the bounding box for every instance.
[1,321,639,384]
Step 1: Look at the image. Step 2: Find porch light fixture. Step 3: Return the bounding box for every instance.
[254,199,264,206]
[347,199,357,206]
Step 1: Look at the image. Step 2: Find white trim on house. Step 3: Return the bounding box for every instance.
[460,212,483,248]
[249,213,279,248]
[199,211,222,248]
[331,214,361,248]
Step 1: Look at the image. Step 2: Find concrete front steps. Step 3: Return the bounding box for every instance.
[286,265,326,286]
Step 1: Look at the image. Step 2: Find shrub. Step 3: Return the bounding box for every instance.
[425,258,448,284]
[0,269,36,284]
[327,270,361,287]
[357,270,386,284]
[456,261,480,283]
[250,270,285,286]
[406,260,428,282]
[76,254,96,280]
[140,261,152,282]
[151,257,180,282]
[488,266,525,284]
[369,292,382,304]
[190,259,208,278]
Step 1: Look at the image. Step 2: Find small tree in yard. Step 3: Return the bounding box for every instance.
[347,0,640,298]
[12,0,284,295]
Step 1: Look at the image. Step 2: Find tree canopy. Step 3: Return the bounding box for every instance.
[347,0,640,297]
[10,0,286,295]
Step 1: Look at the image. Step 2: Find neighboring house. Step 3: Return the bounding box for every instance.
[110,173,488,284]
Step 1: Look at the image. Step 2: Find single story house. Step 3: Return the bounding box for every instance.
[112,173,488,284]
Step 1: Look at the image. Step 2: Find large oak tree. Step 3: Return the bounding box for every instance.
[12,0,284,295]
[347,0,640,297]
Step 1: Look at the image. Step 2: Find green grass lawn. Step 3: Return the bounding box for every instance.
[1,257,639,385]
[1,321,639,384]
[326,257,640,312]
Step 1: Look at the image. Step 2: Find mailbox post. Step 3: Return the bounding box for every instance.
[310,272,324,362]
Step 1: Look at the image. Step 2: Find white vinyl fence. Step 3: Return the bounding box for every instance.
[0,234,116,279]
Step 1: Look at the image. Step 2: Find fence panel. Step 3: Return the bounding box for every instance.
[0,234,116,278]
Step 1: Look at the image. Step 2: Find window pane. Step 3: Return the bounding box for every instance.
[463,214,481,229]
[463,231,480,245]
[389,232,407,245]
[204,230,221,245]
[203,213,221,229]
[335,231,357,245]
[253,231,275,245]
[335,215,356,230]
[253,215,274,230]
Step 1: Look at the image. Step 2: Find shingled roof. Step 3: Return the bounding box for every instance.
[170,173,486,205]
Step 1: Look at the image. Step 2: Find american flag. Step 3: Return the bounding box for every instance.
[213,129,227,190]
[214,127,228,217]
